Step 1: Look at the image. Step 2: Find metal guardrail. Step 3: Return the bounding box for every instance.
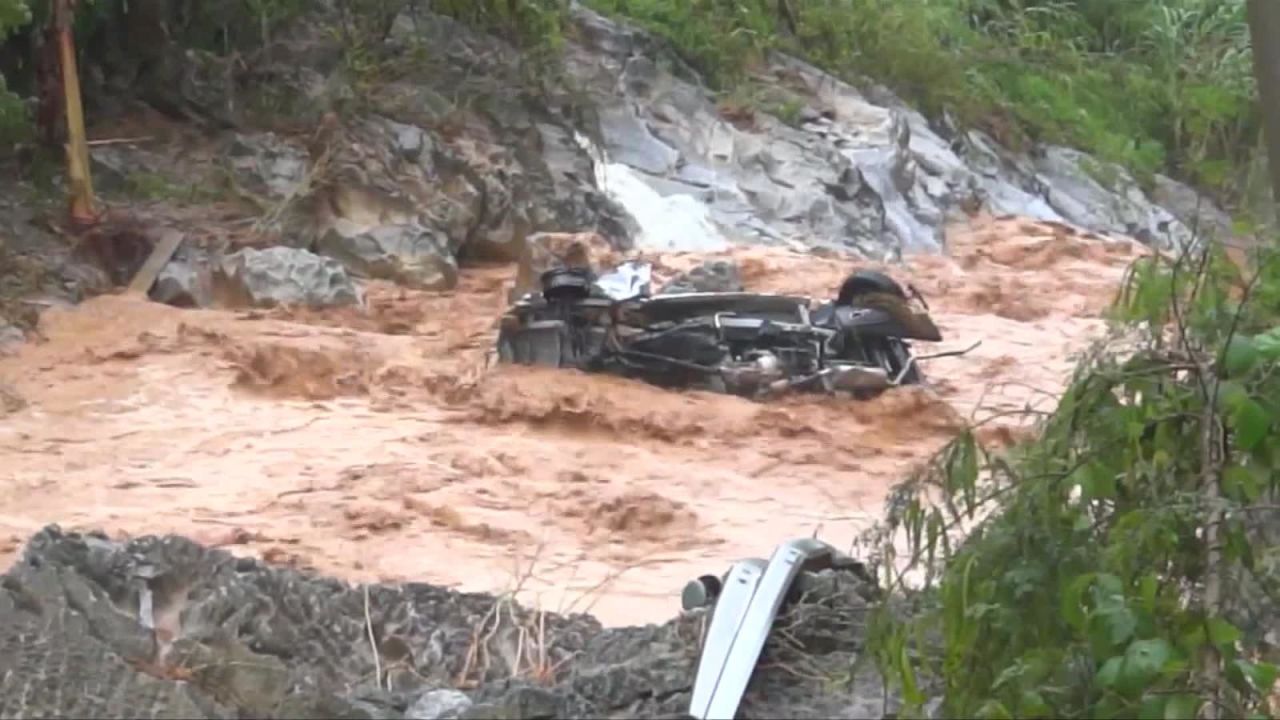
[683,538,848,720]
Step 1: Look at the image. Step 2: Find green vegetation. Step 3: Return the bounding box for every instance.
[1,0,1262,209]
[0,0,30,144]
[585,0,1259,207]
[433,0,569,56]
[865,238,1280,718]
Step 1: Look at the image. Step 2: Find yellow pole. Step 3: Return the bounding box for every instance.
[55,0,97,226]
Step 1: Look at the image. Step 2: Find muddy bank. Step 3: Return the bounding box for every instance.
[0,216,1141,626]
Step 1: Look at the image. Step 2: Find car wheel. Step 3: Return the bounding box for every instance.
[836,269,907,305]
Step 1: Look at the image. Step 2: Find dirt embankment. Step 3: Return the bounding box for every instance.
[0,215,1142,625]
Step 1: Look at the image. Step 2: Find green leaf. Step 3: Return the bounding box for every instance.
[976,700,1013,720]
[1162,694,1201,719]
[1091,606,1137,652]
[1096,573,1125,599]
[1253,327,1280,360]
[1062,573,1096,633]
[1018,689,1052,718]
[1097,656,1124,688]
[1222,465,1263,502]
[1215,380,1250,410]
[1177,624,1207,654]
[1232,659,1278,693]
[1138,574,1159,613]
[1230,397,1271,451]
[1207,617,1242,649]
[1127,638,1172,673]
[1080,461,1118,500]
[1223,335,1259,376]
[1117,638,1172,695]
[898,642,923,706]
[1138,694,1167,720]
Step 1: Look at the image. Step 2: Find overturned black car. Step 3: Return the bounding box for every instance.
[495,261,964,400]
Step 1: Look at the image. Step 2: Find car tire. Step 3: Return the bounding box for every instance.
[836,269,907,305]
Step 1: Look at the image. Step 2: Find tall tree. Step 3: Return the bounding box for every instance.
[52,0,95,225]
[1248,0,1280,216]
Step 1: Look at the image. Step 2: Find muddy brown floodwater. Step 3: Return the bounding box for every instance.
[0,216,1144,626]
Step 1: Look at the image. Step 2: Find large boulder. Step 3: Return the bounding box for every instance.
[225,132,311,201]
[0,526,895,719]
[216,246,361,308]
[1150,173,1237,242]
[1031,146,1192,249]
[317,222,458,291]
[150,243,216,308]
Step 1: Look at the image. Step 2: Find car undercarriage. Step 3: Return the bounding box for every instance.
[496,260,971,400]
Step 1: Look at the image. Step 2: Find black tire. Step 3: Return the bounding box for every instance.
[541,267,594,302]
[836,269,907,306]
[496,321,574,368]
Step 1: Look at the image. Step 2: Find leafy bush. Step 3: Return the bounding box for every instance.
[0,0,30,144]
[865,235,1280,718]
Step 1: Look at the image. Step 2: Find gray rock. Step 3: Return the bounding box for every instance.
[1151,173,1236,242]
[598,104,680,175]
[226,132,311,200]
[251,7,637,259]
[149,245,214,309]
[217,246,361,308]
[0,323,24,356]
[561,6,1226,255]
[1032,146,1192,249]
[317,222,458,291]
[660,260,744,294]
[407,689,473,720]
[0,526,895,719]
[89,145,153,194]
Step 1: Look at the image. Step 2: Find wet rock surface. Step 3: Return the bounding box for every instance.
[151,242,216,308]
[0,323,24,355]
[316,221,458,292]
[217,246,361,308]
[0,526,890,719]
[561,6,1215,254]
[222,7,633,256]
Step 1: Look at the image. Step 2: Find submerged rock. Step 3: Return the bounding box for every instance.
[659,260,744,295]
[0,323,24,356]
